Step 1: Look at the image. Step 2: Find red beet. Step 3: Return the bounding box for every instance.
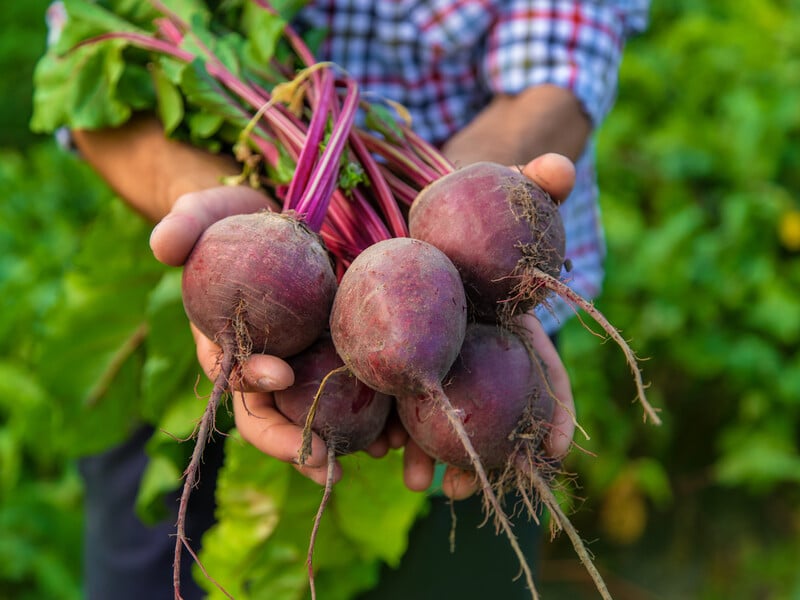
[408,161,566,322]
[397,322,554,471]
[409,162,657,432]
[174,210,337,595]
[274,333,392,456]
[274,333,392,599]
[328,237,541,591]
[182,211,337,358]
[329,237,467,397]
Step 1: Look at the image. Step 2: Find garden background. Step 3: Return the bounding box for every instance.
[2,1,799,598]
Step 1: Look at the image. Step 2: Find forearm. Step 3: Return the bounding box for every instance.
[72,113,241,223]
[441,84,591,167]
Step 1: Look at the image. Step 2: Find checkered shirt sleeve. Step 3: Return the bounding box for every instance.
[485,0,649,125]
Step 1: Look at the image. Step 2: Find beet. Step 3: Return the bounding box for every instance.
[409,161,658,430]
[397,323,554,471]
[329,237,467,397]
[173,210,338,594]
[182,211,337,358]
[274,333,392,456]
[328,237,544,591]
[408,161,566,322]
[274,333,393,599]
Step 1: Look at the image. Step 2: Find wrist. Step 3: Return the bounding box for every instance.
[442,84,591,167]
[73,113,240,223]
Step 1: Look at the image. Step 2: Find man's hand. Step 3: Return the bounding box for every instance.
[402,153,578,499]
[152,153,576,494]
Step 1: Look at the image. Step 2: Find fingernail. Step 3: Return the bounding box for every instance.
[257,376,277,390]
[257,376,289,391]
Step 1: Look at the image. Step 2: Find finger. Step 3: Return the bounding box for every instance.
[239,353,295,392]
[191,322,224,382]
[364,434,390,458]
[383,409,409,450]
[521,153,576,204]
[403,437,435,492]
[516,313,576,459]
[150,186,274,266]
[441,466,479,500]
[544,394,576,459]
[232,389,338,486]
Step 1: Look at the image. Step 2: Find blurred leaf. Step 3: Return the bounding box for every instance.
[36,200,164,456]
[200,437,422,599]
[333,452,427,566]
[716,431,800,490]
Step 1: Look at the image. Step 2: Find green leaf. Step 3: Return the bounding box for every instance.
[35,201,165,456]
[180,58,251,133]
[152,62,185,135]
[198,436,425,599]
[716,431,800,490]
[187,111,226,141]
[31,40,132,132]
[333,452,427,566]
[198,435,296,599]
[30,0,161,132]
[136,388,222,524]
[181,13,241,78]
[56,0,151,52]
[135,453,182,524]
[363,103,407,144]
[241,1,288,66]
[141,271,199,422]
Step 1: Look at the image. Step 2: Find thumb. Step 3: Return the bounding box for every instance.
[150,185,275,266]
[520,153,576,205]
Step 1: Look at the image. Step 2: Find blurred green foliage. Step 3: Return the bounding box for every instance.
[1,3,51,148]
[550,0,800,597]
[1,1,799,599]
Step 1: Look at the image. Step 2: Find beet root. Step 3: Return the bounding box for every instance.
[274,333,392,600]
[274,333,392,456]
[182,210,337,359]
[329,237,467,397]
[329,238,540,595]
[408,161,566,322]
[173,210,337,598]
[399,321,621,600]
[397,322,554,472]
[410,163,659,427]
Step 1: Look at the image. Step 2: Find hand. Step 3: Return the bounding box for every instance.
[192,323,408,484]
[154,154,575,492]
[151,184,367,484]
[402,153,578,500]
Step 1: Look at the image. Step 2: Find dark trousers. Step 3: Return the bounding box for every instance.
[79,430,541,599]
[78,425,224,600]
[360,491,541,599]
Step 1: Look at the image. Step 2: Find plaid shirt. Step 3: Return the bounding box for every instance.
[49,0,648,334]
[296,0,648,333]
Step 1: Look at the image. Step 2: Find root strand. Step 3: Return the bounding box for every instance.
[307,446,336,600]
[432,387,540,600]
[525,461,612,600]
[173,348,235,600]
[299,366,349,465]
[533,268,661,426]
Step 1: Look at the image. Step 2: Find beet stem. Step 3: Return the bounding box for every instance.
[533,268,661,426]
[173,348,235,600]
[431,387,539,600]
[307,446,337,600]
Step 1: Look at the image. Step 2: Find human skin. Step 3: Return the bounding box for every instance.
[73,83,590,497]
